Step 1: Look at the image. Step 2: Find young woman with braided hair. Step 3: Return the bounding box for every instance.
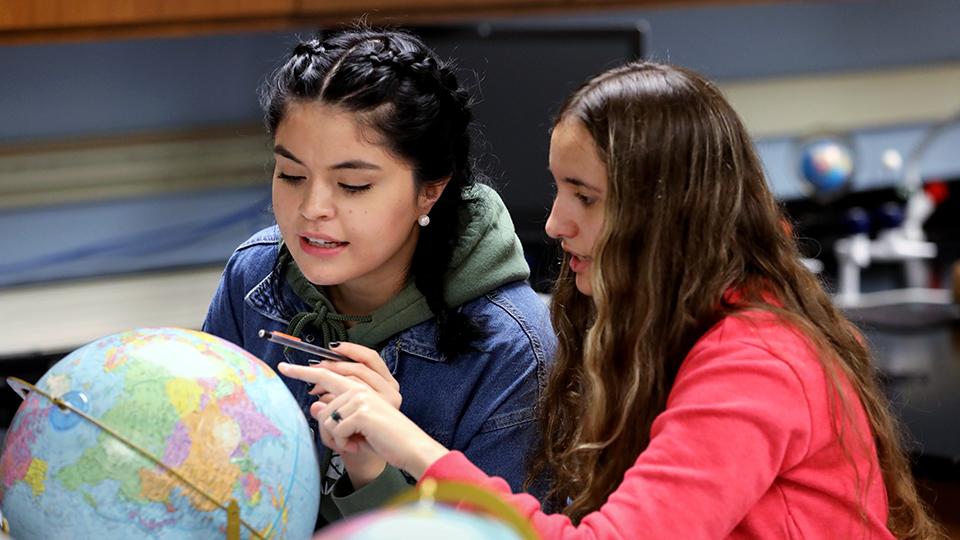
[285,61,944,539]
[203,27,554,529]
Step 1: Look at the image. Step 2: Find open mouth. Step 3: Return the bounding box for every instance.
[303,237,348,248]
[568,252,593,272]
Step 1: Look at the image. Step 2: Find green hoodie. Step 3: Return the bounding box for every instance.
[282,183,530,349]
[347,183,530,346]
[281,183,531,527]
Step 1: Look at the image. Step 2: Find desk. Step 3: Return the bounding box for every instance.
[2,277,957,464]
[0,267,223,360]
[867,325,960,462]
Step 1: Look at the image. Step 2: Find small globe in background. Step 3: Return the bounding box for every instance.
[799,137,856,198]
[0,327,320,539]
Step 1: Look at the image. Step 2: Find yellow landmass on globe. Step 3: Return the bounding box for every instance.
[24,458,47,497]
[165,379,204,417]
[140,401,242,512]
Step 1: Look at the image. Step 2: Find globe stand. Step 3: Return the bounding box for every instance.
[5,376,260,540]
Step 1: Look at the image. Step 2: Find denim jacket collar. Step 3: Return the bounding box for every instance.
[244,270,289,325]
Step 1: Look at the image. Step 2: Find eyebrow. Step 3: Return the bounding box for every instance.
[273,145,304,165]
[561,177,601,193]
[273,145,382,172]
[328,160,381,171]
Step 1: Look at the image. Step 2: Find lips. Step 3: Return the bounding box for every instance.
[299,234,348,256]
[303,236,346,248]
[567,252,591,272]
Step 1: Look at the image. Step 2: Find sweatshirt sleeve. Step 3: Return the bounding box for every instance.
[423,337,813,540]
[327,465,415,519]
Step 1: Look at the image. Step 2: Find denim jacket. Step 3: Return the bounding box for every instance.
[202,226,556,523]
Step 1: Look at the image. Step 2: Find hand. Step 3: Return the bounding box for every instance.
[308,342,401,409]
[279,343,401,488]
[281,365,449,478]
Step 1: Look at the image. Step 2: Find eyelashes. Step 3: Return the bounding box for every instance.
[275,173,372,194]
[277,173,305,182]
[574,193,596,206]
[338,183,372,194]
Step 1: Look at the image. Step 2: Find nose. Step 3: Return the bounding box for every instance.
[544,197,576,240]
[299,180,336,221]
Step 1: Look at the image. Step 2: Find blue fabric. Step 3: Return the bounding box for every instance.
[202,225,556,504]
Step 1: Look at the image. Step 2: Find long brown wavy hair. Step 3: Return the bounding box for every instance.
[527,62,943,538]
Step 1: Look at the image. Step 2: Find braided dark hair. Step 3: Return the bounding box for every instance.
[261,27,481,357]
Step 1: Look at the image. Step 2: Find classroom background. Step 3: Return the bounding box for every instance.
[1,0,959,536]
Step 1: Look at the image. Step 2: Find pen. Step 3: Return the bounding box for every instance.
[257,329,354,363]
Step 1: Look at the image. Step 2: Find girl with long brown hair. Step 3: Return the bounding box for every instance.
[281,61,943,538]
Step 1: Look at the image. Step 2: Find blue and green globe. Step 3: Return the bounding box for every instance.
[0,327,320,539]
[800,137,855,196]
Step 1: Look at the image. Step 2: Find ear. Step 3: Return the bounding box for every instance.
[417,177,451,214]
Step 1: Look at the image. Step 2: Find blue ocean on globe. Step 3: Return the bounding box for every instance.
[0,327,320,539]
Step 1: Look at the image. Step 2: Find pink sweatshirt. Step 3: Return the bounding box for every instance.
[423,312,894,539]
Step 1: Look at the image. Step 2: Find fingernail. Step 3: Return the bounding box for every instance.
[277,362,290,372]
[329,341,340,348]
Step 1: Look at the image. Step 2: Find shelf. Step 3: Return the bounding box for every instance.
[0,1,766,44]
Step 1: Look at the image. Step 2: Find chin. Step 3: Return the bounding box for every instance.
[303,273,340,287]
[292,260,346,287]
[575,273,593,296]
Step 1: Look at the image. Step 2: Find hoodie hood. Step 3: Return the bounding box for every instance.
[345,183,529,347]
